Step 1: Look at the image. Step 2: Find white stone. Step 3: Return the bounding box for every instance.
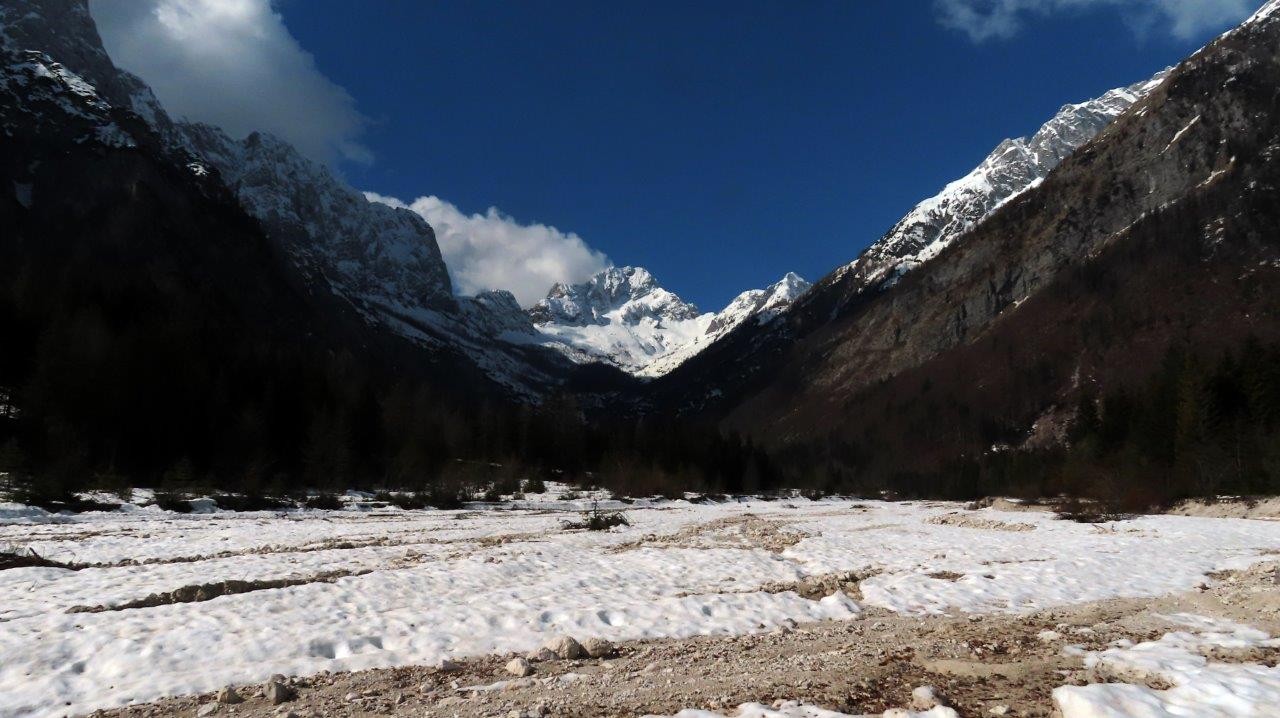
[506,657,534,677]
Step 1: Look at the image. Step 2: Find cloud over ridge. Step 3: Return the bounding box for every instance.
[90,0,370,165]
[935,0,1255,42]
[366,193,612,307]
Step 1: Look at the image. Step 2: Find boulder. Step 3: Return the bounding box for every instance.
[526,647,558,662]
[581,636,615,658]
[506,657,535,677]
[264,681,294,705]
[541,635,586,660]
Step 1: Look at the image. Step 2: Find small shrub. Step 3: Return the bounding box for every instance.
[562,503,630,531]
[210,494,286,512]
[304,493,343,510]
[523,476,547,494]
[153,492,194,513]
[423,487,465,510]
[371,491,431,510]
[391,493,429,510]
[1053,497,1130,523]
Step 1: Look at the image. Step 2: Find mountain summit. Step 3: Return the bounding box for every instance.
[530,267,809,376]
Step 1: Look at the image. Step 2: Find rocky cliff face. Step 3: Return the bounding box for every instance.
[178,122,454,318]
[0,0,174,139]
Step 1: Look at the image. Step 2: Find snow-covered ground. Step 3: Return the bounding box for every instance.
[2,492,1279,717]
[1054,613,1280,717]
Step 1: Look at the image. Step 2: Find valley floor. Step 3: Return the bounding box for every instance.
[2,490,1279,717]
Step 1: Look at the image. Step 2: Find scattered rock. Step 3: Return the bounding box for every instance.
[196,704,217,717]
[432,658,462,673]
[526,647,558,662]
[581,636,615,658]
[502,677,538,691]
[541,635,586,659]
[990,706,1010,716]
[910,685,944,710]
[507,657,535,677]
[264,680,294,705]
[215,687,243,705]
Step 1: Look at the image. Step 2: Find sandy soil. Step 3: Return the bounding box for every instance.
[1168,496,1280,520]
[87,561,1280,718]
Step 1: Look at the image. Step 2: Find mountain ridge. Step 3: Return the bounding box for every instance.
[647,0,1280,483]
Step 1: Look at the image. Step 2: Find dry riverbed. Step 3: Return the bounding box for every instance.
[5,491,1280,717]
[87,561,1280,718]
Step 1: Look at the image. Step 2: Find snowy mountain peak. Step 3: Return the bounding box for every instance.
[635,272,810,378]
[530,266,701,327]
[707,272,812,335]
[528,267,810,378]
[833,68,1170,295]
[764,271,811,307]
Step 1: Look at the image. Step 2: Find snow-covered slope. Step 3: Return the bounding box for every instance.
[833,70,1170,294]
[637,273,811,378]
[530,267,810,376]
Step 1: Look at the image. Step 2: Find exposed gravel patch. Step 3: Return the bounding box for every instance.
[926,513,1036,532]
[611,514,809,554]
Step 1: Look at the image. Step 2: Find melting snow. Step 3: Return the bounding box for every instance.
[1053,614,1280,717]
[1,498,1278,716]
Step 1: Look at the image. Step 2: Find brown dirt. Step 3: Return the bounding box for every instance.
[1168,497,1280,520]
[88,562,1280,718]
[66,570,370,613]
[758,569,883,601]
[925,513,1035,532]
[611,514,808,554]
[0,547,84,571]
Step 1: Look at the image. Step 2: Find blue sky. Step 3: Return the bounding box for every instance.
[92,0,1257,309]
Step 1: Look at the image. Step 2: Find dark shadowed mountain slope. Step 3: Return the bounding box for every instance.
[649,1,1280,484]
[0,0,628,401]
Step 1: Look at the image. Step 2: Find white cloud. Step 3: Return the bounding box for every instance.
[935,0,1255,42]
[89,0,370,165]
[365,193,611,307]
